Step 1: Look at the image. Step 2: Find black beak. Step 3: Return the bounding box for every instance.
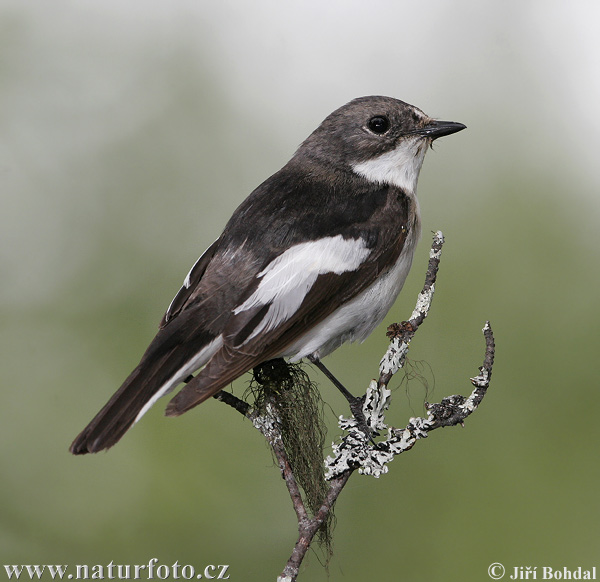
[417,120,466,140]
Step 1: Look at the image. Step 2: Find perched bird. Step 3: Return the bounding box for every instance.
[70,96,465,455]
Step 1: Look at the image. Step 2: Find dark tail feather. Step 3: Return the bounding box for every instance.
[70,351,175,455]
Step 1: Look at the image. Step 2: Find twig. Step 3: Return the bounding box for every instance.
[325,321,494,479]
[277,470,352,582]
[378,230,444,387]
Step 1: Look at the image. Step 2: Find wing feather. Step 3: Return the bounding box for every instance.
[160,238,221,328]
[165,226,408,416]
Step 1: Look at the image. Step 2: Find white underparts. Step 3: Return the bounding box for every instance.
[352,136,427,194]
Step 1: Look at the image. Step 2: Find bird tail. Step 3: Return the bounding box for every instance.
[69,352,175,454]
[70,333,222,455]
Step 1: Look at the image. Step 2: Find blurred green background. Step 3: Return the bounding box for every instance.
[2,1,599,580]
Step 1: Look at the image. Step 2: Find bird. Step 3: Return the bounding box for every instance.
[70,95,466,455]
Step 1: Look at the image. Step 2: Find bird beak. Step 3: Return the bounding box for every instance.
[416,120,467,140]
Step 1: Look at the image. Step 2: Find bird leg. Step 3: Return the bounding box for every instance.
[309,356,373,439]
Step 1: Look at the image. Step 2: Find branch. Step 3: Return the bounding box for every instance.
[213,391,310,526]
[277,470,352,582]
[216,388,347,582]
[213,231,496,582]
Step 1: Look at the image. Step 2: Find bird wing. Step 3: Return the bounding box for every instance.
[159,238,220,328]
[165,225,408,416]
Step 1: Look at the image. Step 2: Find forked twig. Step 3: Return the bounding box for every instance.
[214,231,496,582]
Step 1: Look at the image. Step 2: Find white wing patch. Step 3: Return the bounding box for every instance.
[352,136,427,194]
[233,236,370,342]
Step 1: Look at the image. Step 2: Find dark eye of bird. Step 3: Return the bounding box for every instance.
[367,116,390,134]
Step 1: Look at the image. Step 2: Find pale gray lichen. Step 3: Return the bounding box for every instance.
[325,381,411,479]
[378,336,411,377]
[251,403,280,440]
[470,368,489,388]
[325,378,487,480]
[408,283,435,322]
[430,231,444,257]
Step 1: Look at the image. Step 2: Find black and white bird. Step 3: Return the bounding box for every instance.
[70,96,465,455]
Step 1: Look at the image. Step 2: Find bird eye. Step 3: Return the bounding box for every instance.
[367,116,390,134]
